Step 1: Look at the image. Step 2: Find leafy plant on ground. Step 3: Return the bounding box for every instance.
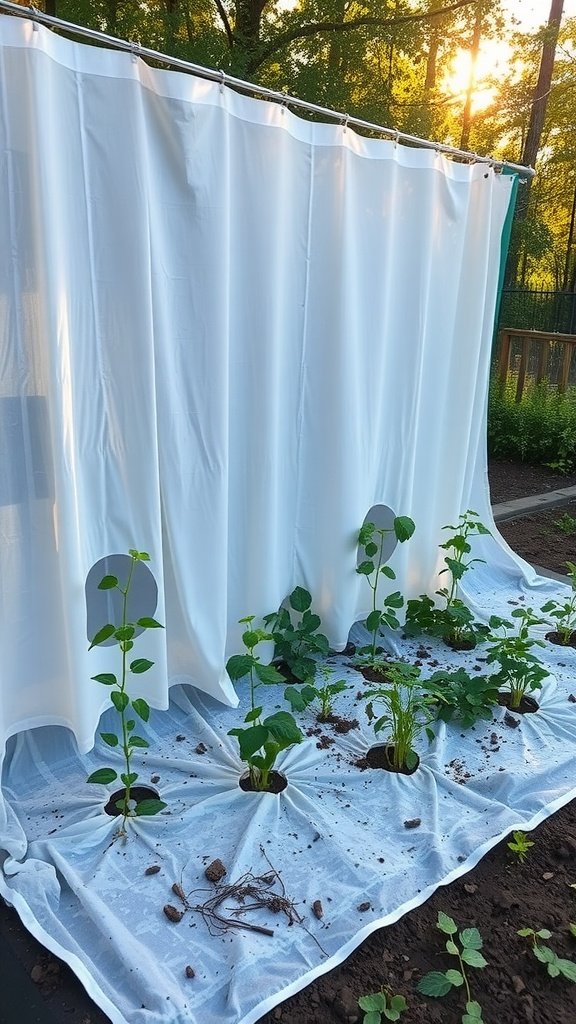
[364,662,435,772]
[507,830,534,863]
[284,664,348,722]
[263,586,329,682]
[226,617,303,791]
[87,549,166,829]
[517,927,576,981]
[358,987,407,1022]
[404,511,491,650]
[422,668,500,728]
[486,607,548,709]
[417,911,487,1024]
[356,515,415,661]
[541,561,576,644]
[553,512,576,536]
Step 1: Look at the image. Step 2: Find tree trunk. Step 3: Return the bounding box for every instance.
[506,0,565,285]
[459,6,482,151]
[562,183,576,291]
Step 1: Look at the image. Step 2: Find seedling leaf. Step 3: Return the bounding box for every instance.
[130,658,153,674]
[132,698,150,721]
[87,768,117,785]
[136,617,164,628]
[460,928,483,950]
[100,732,119,747]
[417,971,453,997]
[91,673,117,686]
[134,799,167,816]
[461,948,488,969]
[89,623,115,649]
[98,575,118,590]
[445,970,464,986]
[437,912,458,935]
[358,994,386,1012]
[394,516,415,542]
[254,662,285,685]
[226,655,253,680]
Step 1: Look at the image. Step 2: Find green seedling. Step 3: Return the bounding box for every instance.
[405,511,491,649]
[264,586,329,682]
[284,664,348,722]
[553,512,576,536]
[356,516,415,660]
[87,549,166,830]
[507,830,534,863]
[541,561,576,644]
[569,924,576,939]
[422,668,500,728]
[417,912,487,1024]
[226,617,303,791]
[358,987,407,1022]
[518,927,576,981]
[486,607,548,709]
[364,662,435,772]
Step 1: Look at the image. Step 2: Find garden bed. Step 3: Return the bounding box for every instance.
[497,501,576,576]
[1,460,575,1024]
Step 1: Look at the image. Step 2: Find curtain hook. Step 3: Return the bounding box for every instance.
[218,69,226,94]
[341,112,349,133]
[393,129,400,149]
[29,5,40,30]
[280,91,288,115]
[130,38,141,63]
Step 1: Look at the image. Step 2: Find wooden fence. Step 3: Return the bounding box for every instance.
[496,328,576,402]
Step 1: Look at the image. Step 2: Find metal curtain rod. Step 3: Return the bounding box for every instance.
[0,0,535,178]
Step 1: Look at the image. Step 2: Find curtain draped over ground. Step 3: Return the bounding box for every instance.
[0,14,514,753]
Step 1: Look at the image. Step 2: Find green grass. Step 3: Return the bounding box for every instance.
[488,377,576,473]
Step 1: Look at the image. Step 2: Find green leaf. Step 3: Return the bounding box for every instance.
[364,541,378,557]
[460,928,483,950]
[136,617,164,629]
[134,799,167,816]
[120,772,138,787]
[254,662,285,685]
[111,691,129,713]
[357,560,375,576]
[389,995,407,1013]
[115,625,135,642]
[384,591,404,609]
[535,929,552,939]
[446,940,459,956]
[234,724,268,760]
[226,654,253,680]
[87,768,117,785]
[132,698,150,722]
[362,1013,381,1024]
[98,574,118,590]
[284,685,315,712]
[464,1001,483,1019]
[416,971,452,997]
[99,732,119,747]
[394,516,415,542]
[263,711,302,747]
[290,587,312,613]
[460,948,488,969]
[437,912,458,935]
[445,970,464,986]
[242,629,261,649]
[88,623,115,649]
[245,706,263,723]
[129,736,150,749]
[91,673,117,686]
[125,719,135,731]
[557,958,576,981]
[380,565,396,579]
[366,610,383,633]
[358,994,386,1012]
[517,928,534,937]
[130,658,154,674]
[569,924,576,939]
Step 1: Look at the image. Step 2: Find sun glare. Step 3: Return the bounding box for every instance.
[441,39,510,114]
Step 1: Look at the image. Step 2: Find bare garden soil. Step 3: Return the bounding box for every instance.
[1,457,576,1024]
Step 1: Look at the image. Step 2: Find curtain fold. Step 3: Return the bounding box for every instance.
[0,14,515,751]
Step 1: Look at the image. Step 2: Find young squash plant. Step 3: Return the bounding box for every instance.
[87,549,166,828]
[486,608,548,710]
[264,587,329,683]
[405,511,490,651]
[422,668,500,729]
[417,912,487,1024]
[356,515,415,661]
[226,617,303,791]
[541,561,576,645]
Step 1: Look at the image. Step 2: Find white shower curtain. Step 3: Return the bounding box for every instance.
[0,14,515,753]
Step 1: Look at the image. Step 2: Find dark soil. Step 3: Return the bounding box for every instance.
[497,500,576,575]
[239,770,288,794]
[2,458,576,1024]
[365,743,420,775]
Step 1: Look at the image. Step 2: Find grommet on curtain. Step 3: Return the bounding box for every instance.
[218,69,226,94]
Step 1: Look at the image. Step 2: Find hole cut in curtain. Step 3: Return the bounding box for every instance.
[0,14,517,754]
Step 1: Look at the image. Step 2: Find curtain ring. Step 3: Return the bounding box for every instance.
[280,91,288,115]
[393,129,400,149]
[341,112,349,133]
[29,5,40,30]
[219,69,226,94]
[130,39,141,63]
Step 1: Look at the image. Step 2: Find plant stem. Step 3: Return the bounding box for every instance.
[370,530,385,657]
[118,555,136,824]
